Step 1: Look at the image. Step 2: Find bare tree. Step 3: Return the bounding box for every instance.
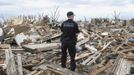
[49,6,60,28]
[113,10,120,21]
[50,6,60,22]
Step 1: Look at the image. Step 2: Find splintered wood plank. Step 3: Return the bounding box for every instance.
[85,44,98,53]
[0,44,10,49]
[17,54,23,75]
[27,70,38,75]
[46,64,81,75]
[22,43,61,51]
[75,53,92,61]
[0,49,24,51]
[120,48,134,53]
[90,61,113,75]
[41,33,61,41]
[81,28,90,37]
[114,43,125,52]
[34,70,45,75]
[76,37,89,47]
[87,53,101,65]
[50,33,62,40]
[67,53,92,63]
[100,41,113,52]
[81,52,101,65]
[6,47,17,75]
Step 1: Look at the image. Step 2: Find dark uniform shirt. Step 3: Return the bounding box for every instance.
[60,19,80,41]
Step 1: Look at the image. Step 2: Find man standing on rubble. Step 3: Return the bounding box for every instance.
[60,11,80,71]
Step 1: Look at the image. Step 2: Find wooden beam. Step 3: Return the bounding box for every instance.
[17,54,23,75]
[0,44,10,49]
[75,53,92,61]
[22,43,61,52]
[85,44,98,53]
[0,49,24,51]
[81,52,101,65]
[87,52,101,65]
[81,28,90,37]
[5,47,17,75]
[90,61,113,75]
[101,41,113,52]
[34,70,45,75]
[46,64,81,75]
[120,48,134,53]
[76,37,89,47]
[67,53,92,63]
[27,70,38,75]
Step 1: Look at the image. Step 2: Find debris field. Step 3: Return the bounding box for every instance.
[0,16,134,75]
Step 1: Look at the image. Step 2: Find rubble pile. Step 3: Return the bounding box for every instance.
[0,16,134,75]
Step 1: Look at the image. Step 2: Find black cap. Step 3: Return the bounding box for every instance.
[67,11,74,17]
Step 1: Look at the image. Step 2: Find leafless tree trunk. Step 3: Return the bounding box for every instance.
[50,6,60,22]
[113,10,120,23]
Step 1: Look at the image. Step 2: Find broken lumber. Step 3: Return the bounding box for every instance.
[0,44,10,49]
[22,43,61,52]
[111,57,133,75]
[33,70,45,75]
[27,70,38,75]
[75,53,92,61]
[42,33,61,41]
[5,47,17,75]
[76,37,89,47]
[85,44,98,53]
[46,64,81,75]
[101,41,113,52]
[81,51,101,65]
[17,54,23,75]
[67,52,92,63]
[33,63,81,75]
[81,28,90,37]
[90,61,113,75]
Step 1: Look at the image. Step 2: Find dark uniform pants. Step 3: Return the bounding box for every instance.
[61,37,76,71]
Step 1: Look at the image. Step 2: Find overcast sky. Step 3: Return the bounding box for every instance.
[0,0,134,20]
